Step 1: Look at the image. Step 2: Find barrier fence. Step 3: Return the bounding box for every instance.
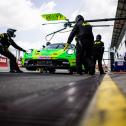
[0,56,8,67]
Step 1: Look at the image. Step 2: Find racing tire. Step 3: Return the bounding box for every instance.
[49,69,56,74]
[69,68,74,74]
[26,67,37,71]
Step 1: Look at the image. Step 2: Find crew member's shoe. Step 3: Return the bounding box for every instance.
[9,70,16,73]
[84,70,88,74]
[16,70,24,73]
[100,72,105,75]
[89,71,95,75]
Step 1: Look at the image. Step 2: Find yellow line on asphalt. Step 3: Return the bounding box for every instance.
[79,74,126,126]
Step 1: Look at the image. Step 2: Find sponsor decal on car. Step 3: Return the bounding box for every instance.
[38,56,51,59]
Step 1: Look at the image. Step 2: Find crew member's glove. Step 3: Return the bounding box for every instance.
[64,43,70,51]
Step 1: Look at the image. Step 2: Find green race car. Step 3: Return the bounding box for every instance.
[22,43,76,73]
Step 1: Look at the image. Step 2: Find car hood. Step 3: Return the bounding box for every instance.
[40,49,64,55]
[32,49,66,59]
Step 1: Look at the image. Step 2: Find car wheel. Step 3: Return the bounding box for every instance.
[49,69,55,73]
[26,67,37,71]
[69,69,74,74]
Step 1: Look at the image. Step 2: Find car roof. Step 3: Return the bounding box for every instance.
[50,43,75,46]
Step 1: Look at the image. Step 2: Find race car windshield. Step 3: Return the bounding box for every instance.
[46,43,75,49]
[46,43,65,49]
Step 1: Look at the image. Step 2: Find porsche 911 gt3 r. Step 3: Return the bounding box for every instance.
[22,43,76,73]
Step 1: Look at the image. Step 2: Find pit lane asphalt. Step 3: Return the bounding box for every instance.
[0,71,104,126]
[110,73,126,95]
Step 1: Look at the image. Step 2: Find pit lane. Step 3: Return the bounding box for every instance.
[0,70,103,126]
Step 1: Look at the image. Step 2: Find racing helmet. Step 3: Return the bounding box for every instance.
[75,15,84,23]
[7,28,17,37]
[96,34,102,41]
[46,42,51,46]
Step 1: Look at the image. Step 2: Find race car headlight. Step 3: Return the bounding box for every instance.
[66,49,74,55]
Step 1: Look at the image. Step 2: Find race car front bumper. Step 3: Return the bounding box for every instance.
[24,59,71,69]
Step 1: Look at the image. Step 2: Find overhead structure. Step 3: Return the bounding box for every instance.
[41,13,67,21]
[41,11,126,41]
[111,0,126,49]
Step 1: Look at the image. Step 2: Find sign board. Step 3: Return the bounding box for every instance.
[42,13,66,21]
[0,56,8,67]
[117,61,124,66]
